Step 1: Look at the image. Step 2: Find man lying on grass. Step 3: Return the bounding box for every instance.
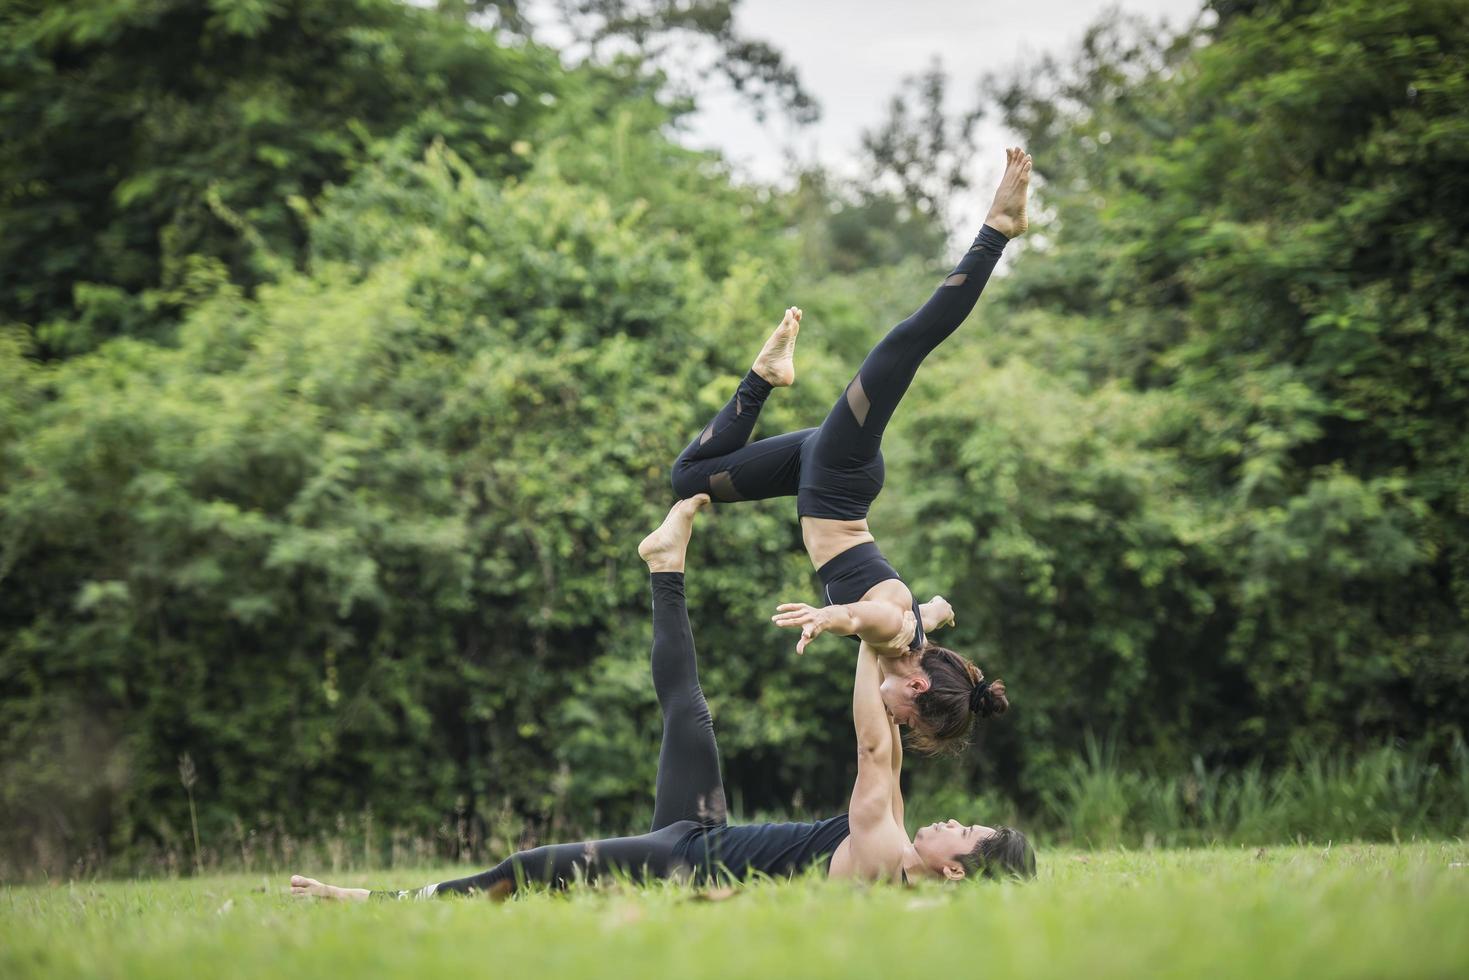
[291,497,1035,901]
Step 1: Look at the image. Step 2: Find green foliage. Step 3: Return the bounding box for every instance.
[0,0,559,352]
[501,0,820,125]
[783,171,950,276]
[4,0,1469,879]
[876,0,1469,807]
[0,111,844,876]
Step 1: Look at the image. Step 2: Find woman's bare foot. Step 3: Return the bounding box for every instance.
[290,873,369,902]
[639,495,710,573]
[751,307,802,387]
[983,148,1032,239]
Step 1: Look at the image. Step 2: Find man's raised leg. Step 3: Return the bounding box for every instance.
[638,496,729,831]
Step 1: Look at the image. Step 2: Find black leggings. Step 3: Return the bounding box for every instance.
[671,225,1008,520]
[379,573,726,899]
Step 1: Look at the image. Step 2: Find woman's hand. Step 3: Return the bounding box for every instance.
[772,603,834,655]
[926,595,955,629]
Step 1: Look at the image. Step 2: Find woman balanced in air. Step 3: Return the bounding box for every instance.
[289,497,1034,901]
[672,148,1033,754]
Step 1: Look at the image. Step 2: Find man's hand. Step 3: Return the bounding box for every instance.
[895,609,918,651]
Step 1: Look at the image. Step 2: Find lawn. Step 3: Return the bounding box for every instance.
[4,843,1467,979]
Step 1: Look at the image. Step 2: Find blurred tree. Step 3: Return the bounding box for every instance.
[3,0,1467,876]
[782,168,948,276]
[0,115,843,874]
[858,60,984,239]
[465,0,818,124]
[897,0,1469,806]
[0,0,559,354]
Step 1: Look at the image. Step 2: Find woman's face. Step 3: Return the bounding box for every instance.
[879,678,917,724]
[879,670,929,726]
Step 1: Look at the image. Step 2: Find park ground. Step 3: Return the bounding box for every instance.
[3,842,1468,979]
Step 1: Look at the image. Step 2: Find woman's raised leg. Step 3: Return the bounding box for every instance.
[671,308,811,502]
[808,150,1032,472]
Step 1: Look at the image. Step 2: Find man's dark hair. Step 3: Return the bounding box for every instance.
[959,826,1037,881]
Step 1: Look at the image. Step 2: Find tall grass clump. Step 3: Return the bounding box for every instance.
[8,739,1464,881]
[1039,733,1139,849]
[1036,733,1469,848]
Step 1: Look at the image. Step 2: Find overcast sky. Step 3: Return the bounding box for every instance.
[520,0,1210,238]
[666,0,1209,254]
[678,0,1209,186]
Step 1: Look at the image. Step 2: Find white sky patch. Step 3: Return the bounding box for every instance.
[678,0,1209,186]
[512,0,1211,246]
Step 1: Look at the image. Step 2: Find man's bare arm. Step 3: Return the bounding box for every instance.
[889,715,905,831]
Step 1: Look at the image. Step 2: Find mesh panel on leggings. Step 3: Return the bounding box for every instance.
[846,375,871,427]
[710,471,744,501]
[942,272,968,287]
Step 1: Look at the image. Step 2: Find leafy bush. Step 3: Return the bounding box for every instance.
[4,0,1468,877]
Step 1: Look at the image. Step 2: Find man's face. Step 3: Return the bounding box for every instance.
[913,819,996,876]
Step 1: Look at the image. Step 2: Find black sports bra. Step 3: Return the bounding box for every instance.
[815,541,927,651]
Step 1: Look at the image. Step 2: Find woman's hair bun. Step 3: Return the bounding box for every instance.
[970,678,1009,718]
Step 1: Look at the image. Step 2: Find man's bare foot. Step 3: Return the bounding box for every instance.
[751,307,802,387]
[290,873,369,902]
[638,495,710,573]
[983,148,1032,239]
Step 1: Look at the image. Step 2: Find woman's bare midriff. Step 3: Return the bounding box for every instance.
[800,515,876,568]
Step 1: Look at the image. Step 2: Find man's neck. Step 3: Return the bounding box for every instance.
[901,844,935,882]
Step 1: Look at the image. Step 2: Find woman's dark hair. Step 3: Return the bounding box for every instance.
[959,826,1037,881]
[907,643,1009,756]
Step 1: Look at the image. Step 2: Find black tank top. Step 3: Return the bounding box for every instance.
[673,815,851,883]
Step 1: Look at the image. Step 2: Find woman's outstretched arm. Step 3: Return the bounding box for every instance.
[772,601,916,654]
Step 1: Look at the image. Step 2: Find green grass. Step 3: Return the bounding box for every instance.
[5,843,1468,979]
